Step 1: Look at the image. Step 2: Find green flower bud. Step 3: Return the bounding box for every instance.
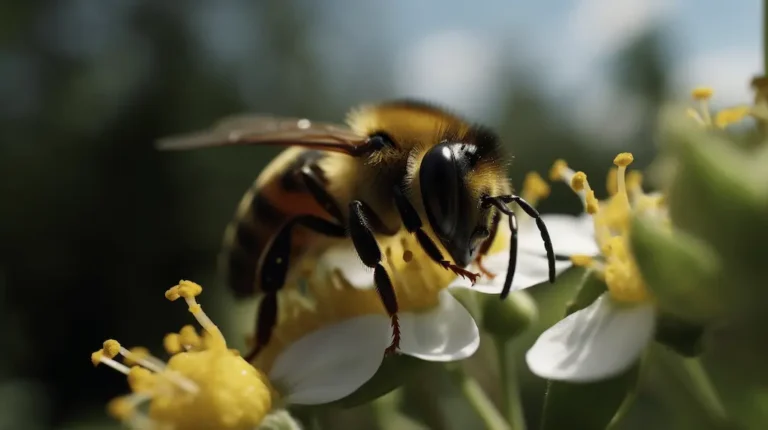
[325,354,428,409]
[481,290,538,340]
[630,214,725,323]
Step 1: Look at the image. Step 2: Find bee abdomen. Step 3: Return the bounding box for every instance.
[221,188,286,298]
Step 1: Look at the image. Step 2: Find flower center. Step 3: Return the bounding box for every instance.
[91,281,274,430]
[550,154,666,304]
[686,86,751,129]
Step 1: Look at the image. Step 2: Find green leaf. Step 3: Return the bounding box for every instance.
[540,272,641,430]
[630,214,724,323]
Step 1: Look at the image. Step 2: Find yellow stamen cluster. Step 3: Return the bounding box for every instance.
[686,86,751,129]
[551,154,666,304]
[91,281,273,430]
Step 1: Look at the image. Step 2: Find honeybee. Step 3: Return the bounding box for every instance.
[158,100,556,359]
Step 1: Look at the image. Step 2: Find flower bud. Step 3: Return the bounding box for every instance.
[481,290,538,340]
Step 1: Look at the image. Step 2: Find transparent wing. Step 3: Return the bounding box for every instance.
[156,114,368,155]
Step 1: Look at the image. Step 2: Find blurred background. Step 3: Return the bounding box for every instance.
[0,1,761,429]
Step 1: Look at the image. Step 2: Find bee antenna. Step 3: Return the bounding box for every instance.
[482,195,556,300]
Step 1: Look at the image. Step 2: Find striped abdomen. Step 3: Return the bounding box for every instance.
[221,147,348,297]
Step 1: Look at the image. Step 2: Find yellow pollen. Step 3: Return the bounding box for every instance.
[613,153,634,167]
[127,366,156,393]
[570,255,594,267]
[585,191,599,214]
[522,171,551,200]
[91,350,104,367]
[103,340,121,358]
[93,281,274,429]
[179,325,201,349]
[549,159,569,181]
[714,105,751,129]
[691,86,713,101]
[164,333,182,355]
[571,171,587,191]
[107,396,136,421]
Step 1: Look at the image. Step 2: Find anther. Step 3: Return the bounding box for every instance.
[613,153,634,167]
[164,333,182,355]
[586,191,600,214]
[570,255,594,267]
[571,171,587,191]
[691,87,713,101]
[522,171,551,200]
[549,159,569,181]
[103,340,121,358]
[177,280,203,298]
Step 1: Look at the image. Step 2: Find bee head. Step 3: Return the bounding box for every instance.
[419,141,492,267]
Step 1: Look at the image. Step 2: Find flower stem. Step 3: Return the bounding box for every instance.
[494,338,526,430]
[448,364,511,430]
[680,357,728,424]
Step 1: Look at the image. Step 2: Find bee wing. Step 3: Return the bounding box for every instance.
[156,114,370,156]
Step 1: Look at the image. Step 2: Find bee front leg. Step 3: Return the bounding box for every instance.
[392,186,481,284]
[348,200,400,355]
[246,215,346,362]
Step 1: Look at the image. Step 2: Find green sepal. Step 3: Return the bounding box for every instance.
[654,313,706,358]
[630,214,724,323]
[659,107,768,287]
[540,271,641,430]
[324,354,428,409]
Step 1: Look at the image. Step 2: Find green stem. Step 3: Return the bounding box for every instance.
[494,338,526,430]
[680,357,728,424]
[448,364,511,430]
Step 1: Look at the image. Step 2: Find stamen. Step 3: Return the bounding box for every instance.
[119,346,165,373]
[714,106,751,129]
[179,325,202,350]
[92,349,131,375]
[521,171,550,204]
[549,159,569,181]
[164,333,182,355]
[167,280,226,349]
[127,366,157,393]
[606,168,618,196]
[691,86,713,101]
[613,153,633,213]
[686,108,706,125]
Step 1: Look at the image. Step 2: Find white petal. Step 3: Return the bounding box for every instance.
[398,290,479,361]
[269,315,390,404]
[518,213,599,257]
[525,294,655,382]
[449,251,572,294]
[318,245,375,289]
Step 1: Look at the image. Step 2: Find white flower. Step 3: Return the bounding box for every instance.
[525,153,664,382]
[315,246,480,362]
[91,281,388,430]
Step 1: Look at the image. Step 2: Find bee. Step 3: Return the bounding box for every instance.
[157,100,556,359]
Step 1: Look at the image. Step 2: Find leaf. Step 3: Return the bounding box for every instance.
[540,272,642,430]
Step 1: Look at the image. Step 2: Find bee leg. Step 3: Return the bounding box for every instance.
[392,186,481,284]
[474,211,501,279]
[246,215,346,361]
[349,200,400,355]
